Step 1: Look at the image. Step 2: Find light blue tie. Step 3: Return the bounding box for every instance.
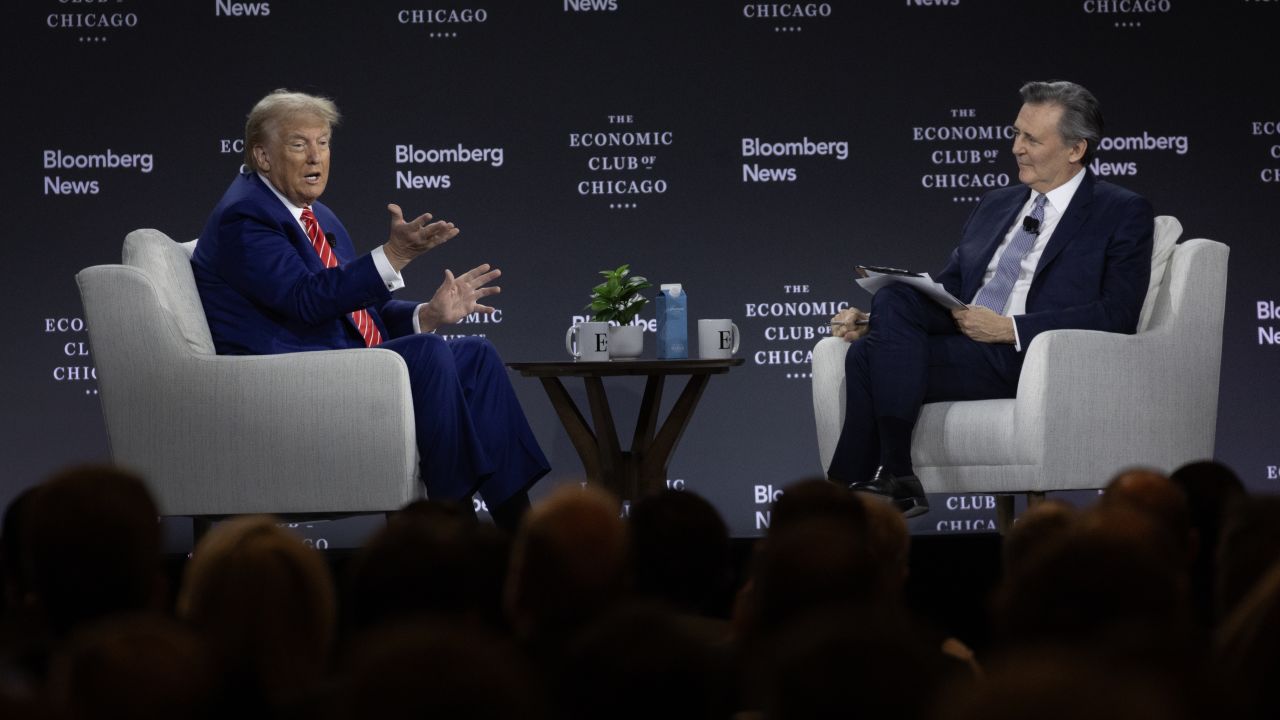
[973,194,1049,314]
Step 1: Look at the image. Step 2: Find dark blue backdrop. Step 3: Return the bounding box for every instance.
[3,0,1276,545]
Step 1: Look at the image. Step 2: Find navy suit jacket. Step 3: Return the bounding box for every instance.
[192,172,419,355]
[935,170,1154,351]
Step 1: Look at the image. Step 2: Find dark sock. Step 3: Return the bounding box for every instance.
[877,416,916,477]
[488,491,531,532]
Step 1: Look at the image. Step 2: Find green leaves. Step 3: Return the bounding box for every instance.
[584,263,652,324]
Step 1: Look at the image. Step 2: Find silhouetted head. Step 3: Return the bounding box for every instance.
[338,618,544,720]
[177,515,335,706]
[20,465,163,638]
[48,613,216,720]
[504,485,628,642]
[345,499,508,634]
[628,489,731,616]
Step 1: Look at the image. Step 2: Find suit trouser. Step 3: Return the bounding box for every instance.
[827,283,1024,484]
[380,334,550,505]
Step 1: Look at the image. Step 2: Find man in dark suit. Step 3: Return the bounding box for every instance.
[192,89,549,529]
[827,81,1154,517]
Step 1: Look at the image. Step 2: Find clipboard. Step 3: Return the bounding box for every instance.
[855,264,920,278]
[854,265,967,310]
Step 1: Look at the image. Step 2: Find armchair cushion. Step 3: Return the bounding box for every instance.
[1137,215,1181,332]
[122,229,215,354]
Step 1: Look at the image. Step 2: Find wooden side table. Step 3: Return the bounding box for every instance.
[507,359,744,502]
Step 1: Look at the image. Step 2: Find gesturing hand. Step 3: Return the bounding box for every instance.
[383,203,461,272]
[417,264,502,332]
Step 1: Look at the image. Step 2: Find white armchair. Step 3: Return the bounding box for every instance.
[76,229,422,531]
[812,218,1228,530]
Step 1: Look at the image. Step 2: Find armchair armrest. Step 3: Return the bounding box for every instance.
[115,349,418,515]
[1015,323,1215,484]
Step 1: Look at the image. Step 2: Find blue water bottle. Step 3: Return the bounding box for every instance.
[656,284,688,359]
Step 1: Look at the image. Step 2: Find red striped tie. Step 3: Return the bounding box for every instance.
[301,207,383,347]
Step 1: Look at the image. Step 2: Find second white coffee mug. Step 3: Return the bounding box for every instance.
[698,319,740,359]
[566,321,610,361]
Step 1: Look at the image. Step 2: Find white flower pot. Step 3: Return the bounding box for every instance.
[608,324,644,359]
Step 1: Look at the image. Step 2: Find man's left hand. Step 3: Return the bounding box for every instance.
[418,264,502,332]
[952,305,1015,344]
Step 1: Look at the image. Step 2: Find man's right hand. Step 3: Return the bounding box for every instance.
[383,203,461,272]
[830,306,870,342]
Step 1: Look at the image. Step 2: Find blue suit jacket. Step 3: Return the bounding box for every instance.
[192,173,419,355]
[935,171,1154,351]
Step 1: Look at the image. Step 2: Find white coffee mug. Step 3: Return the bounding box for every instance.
[566,321,611,361]
[698,319,740,359]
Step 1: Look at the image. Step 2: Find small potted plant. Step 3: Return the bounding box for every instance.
[584,264,652,359]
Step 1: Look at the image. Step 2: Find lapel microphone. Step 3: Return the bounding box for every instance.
[324,232,337,248]
[1023,216,1041,234]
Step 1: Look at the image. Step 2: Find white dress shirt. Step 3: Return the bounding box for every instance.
[972,167,1086,350]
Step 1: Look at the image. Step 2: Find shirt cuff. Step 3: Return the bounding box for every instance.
[412,303,428,334]
[1011,316,1023,352]
[371,246,405,292]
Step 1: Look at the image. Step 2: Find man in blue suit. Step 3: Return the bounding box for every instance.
[192,89,549,529]
[827,81,1153,517]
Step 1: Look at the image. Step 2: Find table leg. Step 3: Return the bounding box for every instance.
[631,374,665,456]
[638,373,711,495]
[584,376,631,499]
[538,377,602,484]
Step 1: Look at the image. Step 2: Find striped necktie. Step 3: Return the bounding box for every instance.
[973,194,1049,314]
[300,207,383,347]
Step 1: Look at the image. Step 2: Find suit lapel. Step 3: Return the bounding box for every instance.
[248,174,374,342]
[1035,171,1095,274]
[248,173,327,272]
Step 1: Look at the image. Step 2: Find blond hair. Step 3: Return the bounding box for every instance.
[243,89,341,170]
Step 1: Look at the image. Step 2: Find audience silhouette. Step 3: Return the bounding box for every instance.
[177,515,336,714]
[0,458,1272,718]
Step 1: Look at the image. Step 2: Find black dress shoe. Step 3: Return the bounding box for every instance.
[849,468,930,518]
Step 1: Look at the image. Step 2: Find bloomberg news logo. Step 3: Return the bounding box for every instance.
[564,0,617,9]
[1258,300,1280,346]
[752,483,783,530]
[741,136,849,184]
[214,0,270,17]
[393,142,505,191]
[1089,131,1189,178]
[43,148,155,196]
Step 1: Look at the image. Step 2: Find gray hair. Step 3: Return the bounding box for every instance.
[1019,80,1103,164]
[243,89,341,171]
